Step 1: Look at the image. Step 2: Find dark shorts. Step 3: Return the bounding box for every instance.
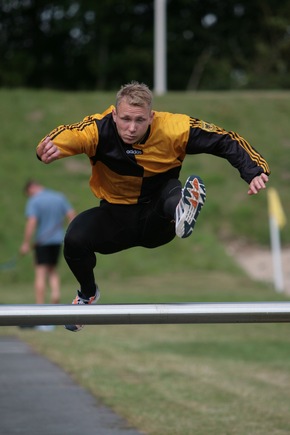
[34,244,62,266]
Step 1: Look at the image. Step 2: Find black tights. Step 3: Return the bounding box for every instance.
[63,179,181,297]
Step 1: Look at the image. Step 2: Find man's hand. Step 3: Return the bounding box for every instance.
[248,173,269,195]
[19,242,30,255]
[37,136,60,163]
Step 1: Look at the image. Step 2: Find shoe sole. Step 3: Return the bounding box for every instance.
[65,288,101,332]
[175,175,206,238]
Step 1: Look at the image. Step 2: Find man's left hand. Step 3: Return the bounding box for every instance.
[248,173,269,195]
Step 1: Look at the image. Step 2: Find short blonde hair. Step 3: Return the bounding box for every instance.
[116,81,153,110]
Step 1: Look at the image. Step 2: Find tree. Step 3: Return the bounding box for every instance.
[0,0,154,89]
[0,0,289,90]
[166,0,290,90]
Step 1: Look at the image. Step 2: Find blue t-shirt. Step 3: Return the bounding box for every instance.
[25,189,73,245]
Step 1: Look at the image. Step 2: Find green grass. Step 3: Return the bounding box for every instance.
[1,275,290,435]
[1,89,290,434]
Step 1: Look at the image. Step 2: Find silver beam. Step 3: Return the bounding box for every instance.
[0,302,290,326]
[154,0,167,95]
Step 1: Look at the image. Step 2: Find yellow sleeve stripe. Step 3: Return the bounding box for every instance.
[190,118,270,174]
[228,130,270,174]
[49,117,97,140]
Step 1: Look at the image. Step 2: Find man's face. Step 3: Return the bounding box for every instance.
[112,100,154,145]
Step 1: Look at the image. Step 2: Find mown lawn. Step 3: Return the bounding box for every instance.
[0,89,290,434]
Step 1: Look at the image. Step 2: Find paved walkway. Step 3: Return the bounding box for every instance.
[0,336,143,435]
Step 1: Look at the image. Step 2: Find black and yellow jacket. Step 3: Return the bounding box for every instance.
[38,106,270,204]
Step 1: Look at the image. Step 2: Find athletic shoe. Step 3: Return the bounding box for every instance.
[175,175,206,238]
[65,286,100,332]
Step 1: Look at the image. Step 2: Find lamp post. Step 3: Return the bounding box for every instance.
[154,0,167,95]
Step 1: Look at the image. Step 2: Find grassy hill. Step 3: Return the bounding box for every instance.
[1,89,290,434]
[1,89,289,286]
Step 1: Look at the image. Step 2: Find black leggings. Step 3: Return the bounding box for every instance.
[64,179,181,297]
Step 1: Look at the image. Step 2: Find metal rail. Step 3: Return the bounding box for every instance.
[0,302,290,326]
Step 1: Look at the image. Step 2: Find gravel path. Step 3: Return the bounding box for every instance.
[226,241,290,295]
[0,337,144,435]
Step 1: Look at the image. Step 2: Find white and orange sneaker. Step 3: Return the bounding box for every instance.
[175,175,206,238]
[65,286,100,332]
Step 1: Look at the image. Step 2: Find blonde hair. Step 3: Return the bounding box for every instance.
[116,81,153,110]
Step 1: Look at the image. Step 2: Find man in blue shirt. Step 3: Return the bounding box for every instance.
[20,180,76,307]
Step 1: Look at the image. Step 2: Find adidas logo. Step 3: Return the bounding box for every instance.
[126,149,143,155]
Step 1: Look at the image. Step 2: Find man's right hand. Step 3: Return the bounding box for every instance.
[37,136,60,163]
[19,242,30,255]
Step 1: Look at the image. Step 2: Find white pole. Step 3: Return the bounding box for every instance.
[1,302,290,326]
[154,0,167,95]
[269,216,284,292]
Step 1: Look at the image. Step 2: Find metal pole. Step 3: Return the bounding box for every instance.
[269,216,284,292]
[154,0,167,95]
[0,302,290,326]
